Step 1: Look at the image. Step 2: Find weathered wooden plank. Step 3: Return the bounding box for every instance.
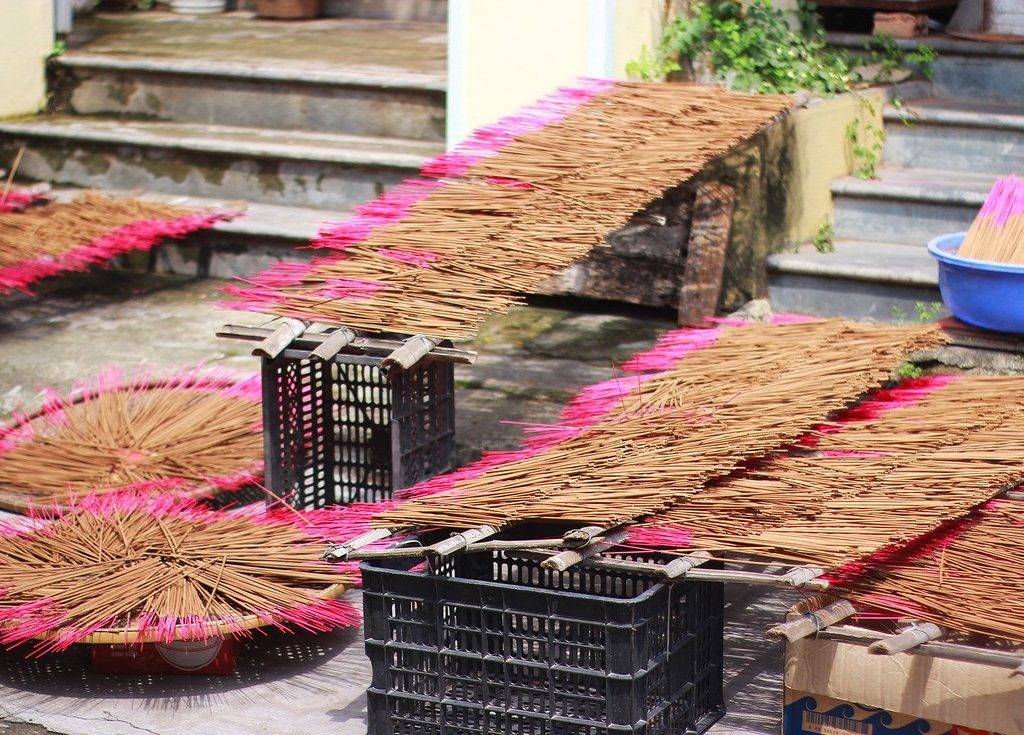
[678,181,737,327]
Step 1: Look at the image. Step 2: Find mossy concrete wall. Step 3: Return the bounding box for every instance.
[0,1,53,118]
[775,90,886,244]
[701,88,886,310]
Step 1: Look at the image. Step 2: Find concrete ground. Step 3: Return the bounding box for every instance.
[0,272,794,734]
[66,11,447,78]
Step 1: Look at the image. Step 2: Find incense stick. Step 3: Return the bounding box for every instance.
[0,192,237,293]
[374,321,942,530]
[0,494,359,653]
[222,83,793,338]
[957,175,1024,264]
[0,367,263,511]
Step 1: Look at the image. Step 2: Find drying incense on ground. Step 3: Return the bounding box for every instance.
[0,191,233,293]
[0,495,359,654]
[223,83,793,339]
[0,368,263,512]
[373,320,942,530]
[821,500,1024,644]
[629,374,1024,567]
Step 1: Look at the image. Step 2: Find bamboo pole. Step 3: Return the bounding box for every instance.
[252,319,309,359]
[322,528,396,562]
[868,622,944,655]
[542,529,629,571]
[218,324,477,364]
[818,625,1023,672]
[381,335,437,374]
[310,327,357,362]
[767,600,858,642]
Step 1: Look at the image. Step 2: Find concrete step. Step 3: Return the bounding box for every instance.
[321,0,446,21]
[830,33,1024,103]
[884,98,1024,175]
[53,53,446,141]
[767,240,943,321]
[237,0,447,21]
[0,116,440,210]
[47,187,325,279]
[831,166,992,245]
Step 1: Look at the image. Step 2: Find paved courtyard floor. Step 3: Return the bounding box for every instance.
[0,272,795,735]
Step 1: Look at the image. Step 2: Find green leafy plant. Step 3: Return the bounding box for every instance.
[896,362,924,379]
[891,301,943,324]
[50,40,67,58]
[866,32,937,83]
[845,100,884,180]
[813,220,834,253]
[626,43,682,82]
[914,301,943,322]
[633,1,937,95]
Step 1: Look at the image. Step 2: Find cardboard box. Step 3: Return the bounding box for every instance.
[785,638,1024,735]
[92,638,236,675]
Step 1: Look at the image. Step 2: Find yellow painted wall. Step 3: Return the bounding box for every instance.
[781,90,885,243]
[448,1,879,252]
[611,1,666,80]
[0,0,53,118]
[448,0,665,143]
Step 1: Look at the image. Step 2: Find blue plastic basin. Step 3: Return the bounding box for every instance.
[927,232,1024,334]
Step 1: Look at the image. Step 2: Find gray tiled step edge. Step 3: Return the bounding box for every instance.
[884,101,1024,131]
[767,241,943,321]
[831,167,993,206]
[767,240,937,286]
[56,53,447,93]
[828,32,1024,58]
[0,117,439,169]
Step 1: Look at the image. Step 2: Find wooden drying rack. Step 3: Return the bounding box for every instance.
[217,321,477,372]
[325,487,1024,669]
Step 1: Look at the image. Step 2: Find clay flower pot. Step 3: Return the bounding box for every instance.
[255,0,322,19]
[169,0,228,13]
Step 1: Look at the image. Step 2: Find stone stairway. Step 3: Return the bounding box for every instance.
[768,35,1024,320]
[0,10,446,278]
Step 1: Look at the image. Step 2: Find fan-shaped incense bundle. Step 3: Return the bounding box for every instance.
[0,495,359,654]
[0,367,263,512]
[957,175,1024,263]
[222,82,794,338]
[0,191,237,293]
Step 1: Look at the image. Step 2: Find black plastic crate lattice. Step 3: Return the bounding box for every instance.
[261,352,454,508]
[363,550,725,735]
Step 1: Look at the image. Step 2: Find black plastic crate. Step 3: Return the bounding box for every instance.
[362,551,724,735]
[260,353,455,508]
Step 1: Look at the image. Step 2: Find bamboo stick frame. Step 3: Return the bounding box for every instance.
[218,324,476,368]
[809,623,1024,672]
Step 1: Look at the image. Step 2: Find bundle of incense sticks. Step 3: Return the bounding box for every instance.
[373,320,942,530]
[821,500,1024,643]
[0,187,48,214]
[0,494,359,654]
[0,367,263,512]
[628,374,1024,568]
[222,82,793,338]
[0,191,237,293]
[957,175,1024,263]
